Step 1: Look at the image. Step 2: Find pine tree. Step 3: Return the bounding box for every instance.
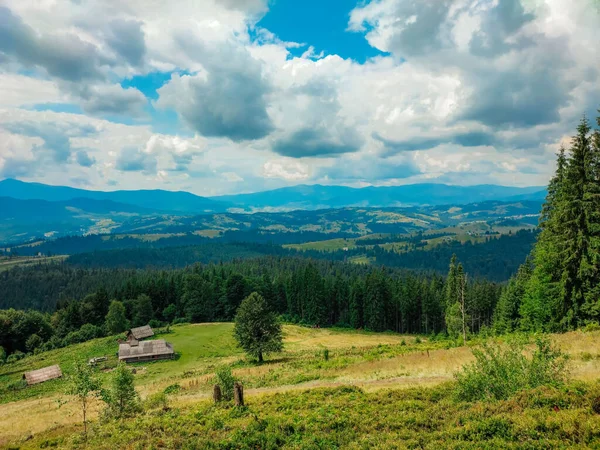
[493,259,532,334]
[133,294,153,327]
[521,113,600,330]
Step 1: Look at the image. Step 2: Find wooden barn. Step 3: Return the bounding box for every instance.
[126,325,154,343]
[23,365,62,385]
[118,339,174,363]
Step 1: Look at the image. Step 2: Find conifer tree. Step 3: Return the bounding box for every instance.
[522,113,600,330]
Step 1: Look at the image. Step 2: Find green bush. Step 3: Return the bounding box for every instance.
[415,336,422,344]
[101,363,141,419]
[163,384,181,395]
[215,366,236,401]
[454,337,568,402]
[6,350,25,363]
[583,322,600,333]
[26,334,44,352]
[144,392,169,410]
[322,348,330,361]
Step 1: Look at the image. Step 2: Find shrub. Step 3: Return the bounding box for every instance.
[101,363,141,419]
[415,336,422,344]
[583,322,600,333]
[163,384,181,395]
[400,339,406,346]
[215,366,236,401]
[454,337,568,402]
[144,392,169,410]
[322,348,330,361]
[148,319,162,329]
[26,334,44,352]
[6,350,25,363]
[0,346,5,364]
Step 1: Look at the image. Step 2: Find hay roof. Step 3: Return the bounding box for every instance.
[23,365,62,385]
[128,325,154,340]
[118,339,174,360]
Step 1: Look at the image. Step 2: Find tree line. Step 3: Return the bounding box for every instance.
[0,255,503,357]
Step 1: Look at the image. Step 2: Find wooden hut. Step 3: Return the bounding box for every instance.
[23,365,62,385]
[126,325,154,343]
[118,339,174,363]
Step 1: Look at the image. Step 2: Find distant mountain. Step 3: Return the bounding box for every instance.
[213,183,547,211]
[0,196,160,243]
[0,179,228,214]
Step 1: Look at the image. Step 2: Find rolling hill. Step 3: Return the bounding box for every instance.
[0,179,228,214]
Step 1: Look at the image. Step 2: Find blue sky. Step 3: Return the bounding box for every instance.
[257,0,387,62]
[0,0,598,195]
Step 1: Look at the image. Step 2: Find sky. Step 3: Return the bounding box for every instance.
[0,0,598,196]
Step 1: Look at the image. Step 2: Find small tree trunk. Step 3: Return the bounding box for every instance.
[234,382,244,407]
[213,384,222,403]
[82,398,87,434]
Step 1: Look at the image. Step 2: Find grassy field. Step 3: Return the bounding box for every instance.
[3,324,600,448]
[0,255,67,272]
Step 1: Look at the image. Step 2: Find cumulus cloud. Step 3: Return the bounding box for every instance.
[273,127,362,158]
[0,6,109,82]
[115,147,157,173]
[77,84,147,117]
[374,130,497,155]
[349,0,597,131]
[104,19,146,67]
[75,150,96,167]
[156,39,274,141]
[263,159,310,181]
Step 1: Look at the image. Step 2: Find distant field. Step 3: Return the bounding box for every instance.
[2,324,600,447]
[0,255,67,272]
[284,238,359,251]
[284,224,532,254]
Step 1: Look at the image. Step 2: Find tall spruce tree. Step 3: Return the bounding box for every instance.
[522,113,600,330]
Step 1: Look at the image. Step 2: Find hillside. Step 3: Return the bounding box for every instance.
[0,179,227,215]
[1,324,600,448]
[0,197,541,247]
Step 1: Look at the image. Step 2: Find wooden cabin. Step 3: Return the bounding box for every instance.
[126,325,154,343]
[23,365,62,385]
[118,339,174,363]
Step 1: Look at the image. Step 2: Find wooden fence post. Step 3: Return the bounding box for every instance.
[234,382,244,407]
[213,384,222,403]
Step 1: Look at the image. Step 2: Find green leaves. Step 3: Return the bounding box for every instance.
[233,292,283,363]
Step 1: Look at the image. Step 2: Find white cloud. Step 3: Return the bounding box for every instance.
[263,159,310,181]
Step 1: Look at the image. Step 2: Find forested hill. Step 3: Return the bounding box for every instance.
[0,256,503,357]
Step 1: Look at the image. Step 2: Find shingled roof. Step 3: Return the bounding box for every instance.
[128,325,154,340]
[118,339,174,361]
[23,365,62,385]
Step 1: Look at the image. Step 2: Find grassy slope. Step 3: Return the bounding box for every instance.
[3,325,600,448]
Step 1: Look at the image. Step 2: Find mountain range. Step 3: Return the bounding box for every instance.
[0,179,546,212]
[0,179,546,244]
